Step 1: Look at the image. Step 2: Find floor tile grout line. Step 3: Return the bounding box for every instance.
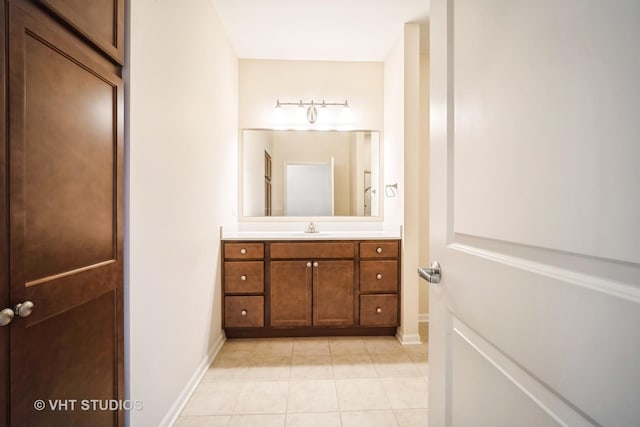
[177,336,429,425]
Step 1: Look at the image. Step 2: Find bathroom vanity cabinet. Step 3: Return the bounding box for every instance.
[222,239,401,338]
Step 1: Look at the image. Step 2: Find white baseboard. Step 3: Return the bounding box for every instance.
[418,313,429,323]
[395,329,423,345]
[159,332,226,427]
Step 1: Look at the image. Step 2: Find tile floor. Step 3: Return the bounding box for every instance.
[176,324,428,427]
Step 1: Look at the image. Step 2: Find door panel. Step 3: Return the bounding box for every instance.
[19,292,117,426]
[451,330,560,427]
[23,29,115,283]
[8,3,123,426]
[429,0,640,426]
[38,0,124,64]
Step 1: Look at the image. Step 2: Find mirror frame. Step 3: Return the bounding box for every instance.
[238,128,385,222]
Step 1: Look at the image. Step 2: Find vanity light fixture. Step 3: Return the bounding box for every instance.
[274,99,350,124]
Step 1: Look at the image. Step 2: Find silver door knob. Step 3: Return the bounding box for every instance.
[417,261,441,284]
[0,308,14,327]
[14,301,34,318]
[376,273,383,280]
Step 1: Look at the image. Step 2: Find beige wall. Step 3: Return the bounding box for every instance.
[128,1,238,425]
[238,59,384,130]
[383,35,404,227]
[384,24,422,343]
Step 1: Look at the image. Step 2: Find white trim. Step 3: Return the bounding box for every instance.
[452,317,593,427]
[418,313,429,323]
[450,243,640,304]
[396,329,423,345]
[158,332,226,427]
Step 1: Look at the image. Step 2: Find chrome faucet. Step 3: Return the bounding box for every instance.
[305,221,319,233]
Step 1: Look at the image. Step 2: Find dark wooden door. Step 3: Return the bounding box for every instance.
[270,261,312,327]
[0,3,8,422]
[7,2,123,426]
[312,260,354,326]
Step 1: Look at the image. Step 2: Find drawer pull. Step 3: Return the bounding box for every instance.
[307,262,312,268]
[240,275,247,281]
[313,262,319,268]
[240,248,247,255]
[376,307,383,314]
[376,273,383,280]
[376,247,383,254]
[241,309,248,316]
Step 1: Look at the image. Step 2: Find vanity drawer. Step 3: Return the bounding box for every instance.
[360,260,398,292]
[360,294,398,327]
[225,296,264,327]
[270,242,355,259]
[224,242,264,259]
[224,261,264,294]
[360,241,399,258]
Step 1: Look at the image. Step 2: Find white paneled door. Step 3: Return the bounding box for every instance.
[428,1,640,426]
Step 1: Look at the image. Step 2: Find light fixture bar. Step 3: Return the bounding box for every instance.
[274,99,350,124]
[275,99,349,108]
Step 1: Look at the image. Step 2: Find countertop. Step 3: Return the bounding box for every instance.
[221,224,401,241]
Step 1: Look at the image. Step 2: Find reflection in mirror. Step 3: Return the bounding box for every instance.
[242,130,380,217]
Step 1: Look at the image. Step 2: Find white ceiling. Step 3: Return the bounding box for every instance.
[211,0,430,62]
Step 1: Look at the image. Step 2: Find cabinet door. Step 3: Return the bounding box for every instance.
[313,261,355,327]
[270,261,312,327]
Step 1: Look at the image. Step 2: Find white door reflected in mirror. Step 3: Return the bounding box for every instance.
[241,130,380,217]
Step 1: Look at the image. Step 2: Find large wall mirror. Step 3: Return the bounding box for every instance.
[242,130,381,218]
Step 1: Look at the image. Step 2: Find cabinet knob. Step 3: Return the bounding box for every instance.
[241,309,248,316]
[376,307,383,314]
[376,273,383,280]
[307,262,312,268]
[376,247,383,254]
[240,275,247,281]
[313,262,319,268]
[240,248,247,255]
